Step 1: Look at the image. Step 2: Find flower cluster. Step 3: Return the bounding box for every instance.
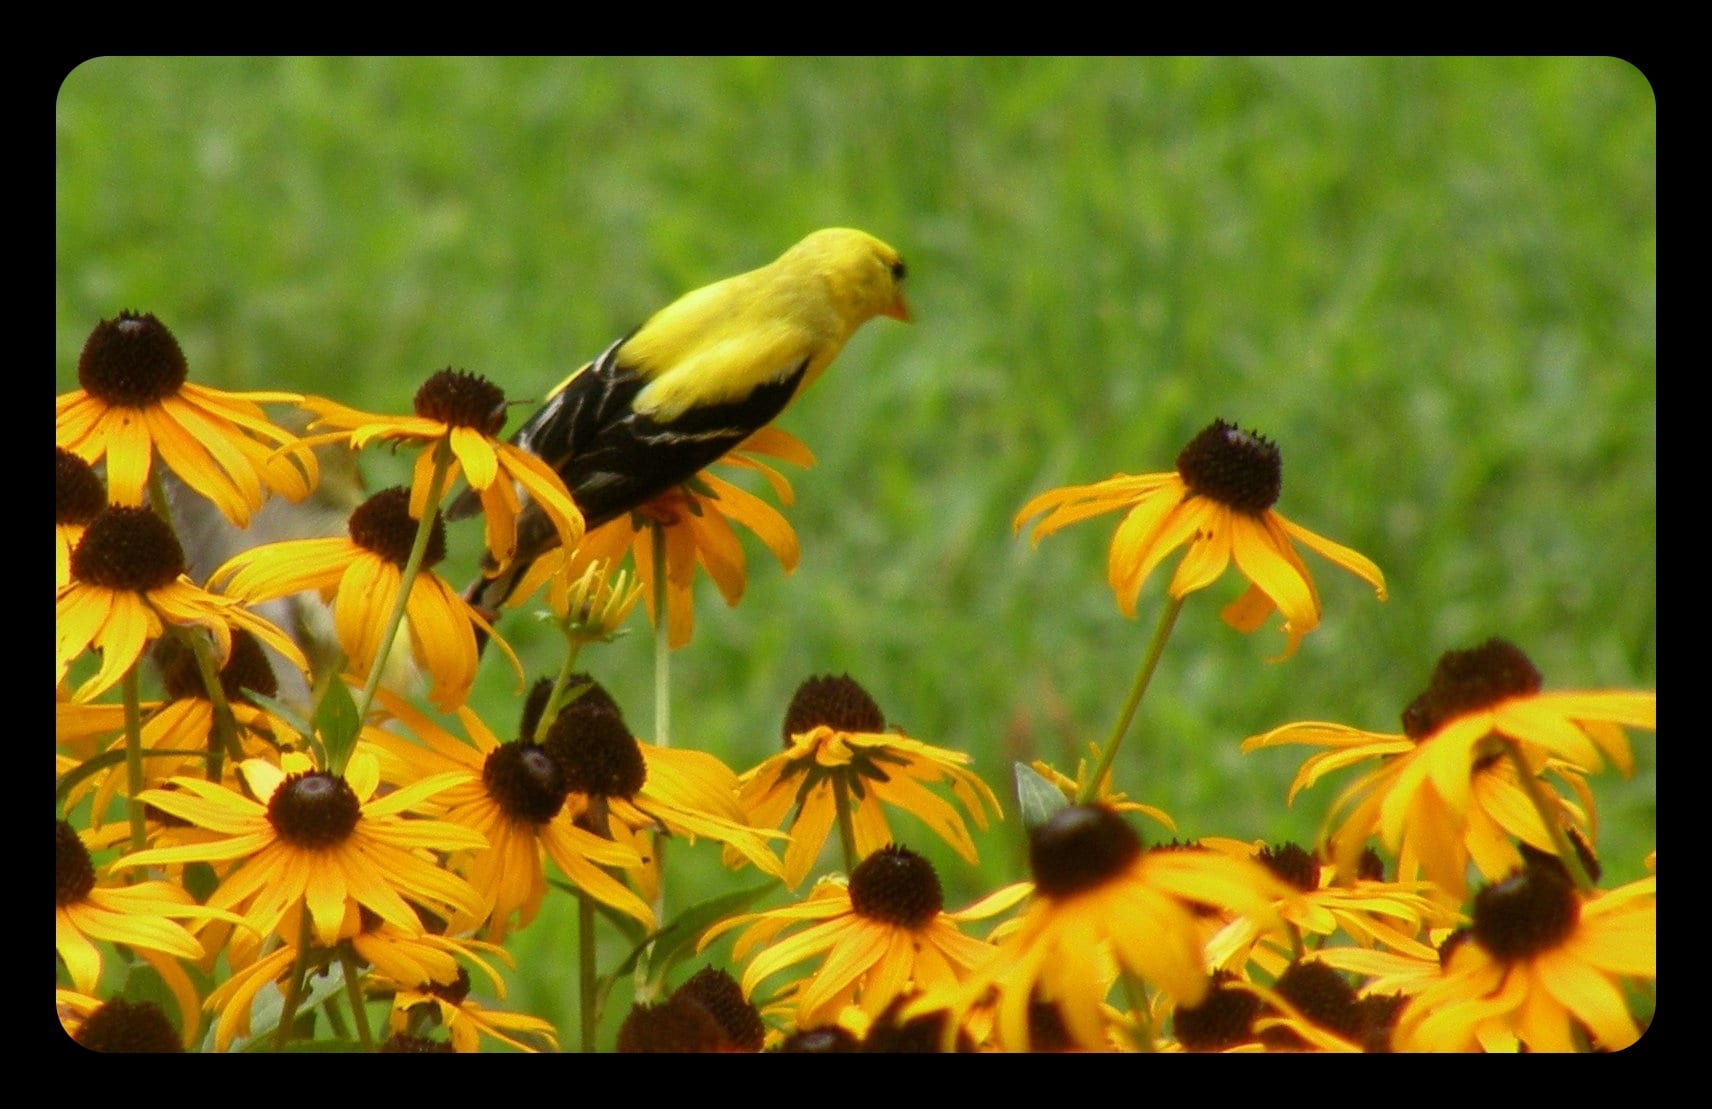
[57,312,1652,1053]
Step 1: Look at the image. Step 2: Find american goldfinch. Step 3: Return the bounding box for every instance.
[457,227,910,615]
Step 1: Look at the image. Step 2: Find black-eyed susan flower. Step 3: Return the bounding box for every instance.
[1394,849,1656,1052]
[63,996,185,1053]
[55,820,223,1044]
[116,751,488,953]
[61,631,299,827]
[56,447,105,590]
[303,369,584,574]
[380,965,559,1053]
[360,689,653,940]
[1200,841,1457,980]
[701,845,1019,1033]
[915,805,1288,1052]
[541,694,786,903]
[209,486,517,711]
[56,312,316,526]
[1244,638,1655,904]
[56,506,308,703]
[617,968,766,1053]
[1014,419,1387,659]
[539,428,808,648]
[737,675,1002,890]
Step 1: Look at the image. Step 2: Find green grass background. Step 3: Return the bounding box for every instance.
[57,57,1656,1047]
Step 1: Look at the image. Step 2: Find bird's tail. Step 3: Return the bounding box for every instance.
[465,559,530,657]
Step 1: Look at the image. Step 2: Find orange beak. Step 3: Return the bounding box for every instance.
[885,294,913,323]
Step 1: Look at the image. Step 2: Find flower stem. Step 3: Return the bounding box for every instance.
[273,910,315,1050]
[649,522,671,925]
[832,775,860,874]
[578,891,598,1052]
[1078,596,1183,805]
[338,946,373,1050]
[1500,739,1596,894]
[122,665,147,854]
[353,440,453,752]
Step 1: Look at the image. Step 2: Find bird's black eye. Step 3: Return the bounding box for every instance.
[891,258,907,282]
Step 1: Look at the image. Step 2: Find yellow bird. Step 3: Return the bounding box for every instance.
[458,227,911,615]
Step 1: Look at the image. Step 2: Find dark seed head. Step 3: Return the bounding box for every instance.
[1175,419,1282,515]
[1028,804,1142,899]
[1263,960,1361,1047]
[156,627,278,706]
[1173,972,1262,1051]
[481,741,568,825]
[72,998,182,1052]
[848,844,943,928]
[543,704,646,800]
[783,674,885,745]
[56,820,96,908]
[862,997,974,1053]
[521,674,626,743]
[379,1033,455,1052]
[57,448,106,528]
[672,967,765,1053]
[347,487,445,569]
[1401,638,1543,739]
[69,506,186,591]
[77,311,188,406]
[266,771,362,849]
[413,369,507,437]
[617,996,729,1053]
[1256,842,1319,893]
[1470,850,1580,962]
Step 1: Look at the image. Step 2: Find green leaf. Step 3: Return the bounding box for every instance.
[1014,761,1069,829]
[314,677,362,776]
[599,880,778,1007]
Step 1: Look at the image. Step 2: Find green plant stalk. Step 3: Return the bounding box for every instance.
[173,624,246,781]
[352,439,453,755]
[122,665,147,854]
[1078,596,1184,805]
[649,521,671,925]
[1501,738,1596,894]
[579,891,598,1052]
[832,775,860,875]
[273,910,315,1050]
[338,946,373,1050]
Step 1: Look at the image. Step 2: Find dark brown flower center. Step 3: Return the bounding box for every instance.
[347,487,446,569]
[1470,849,1580,962]
[848,844,943,927]
[1175,419,1282,515]
[543,706,647,800]
[267,771,362,848]
[481,741,568,824]
[1401,637,1543,739]
[57,447,106,528]
[1256,842,1320,893]
[520,674,626,742]
[782,674,885,745]
[617,996,729,1053]
[1262,959,1362,1047]
[76,311,188,406]
[672,967,765,1053]
[424,966,472,1005]
[156,627,278,705]
[1028,804,1142,898]
[1173,972,1262,1051]
[68,506,187,591]
[73,998,183,1052]
[413,369,507,436]
[56,820,96,907]
[380,1033,455,1052]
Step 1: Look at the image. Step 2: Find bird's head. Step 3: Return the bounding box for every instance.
[793,227,912,327]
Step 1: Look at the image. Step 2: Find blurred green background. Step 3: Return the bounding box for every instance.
[58,57,1655,1045]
